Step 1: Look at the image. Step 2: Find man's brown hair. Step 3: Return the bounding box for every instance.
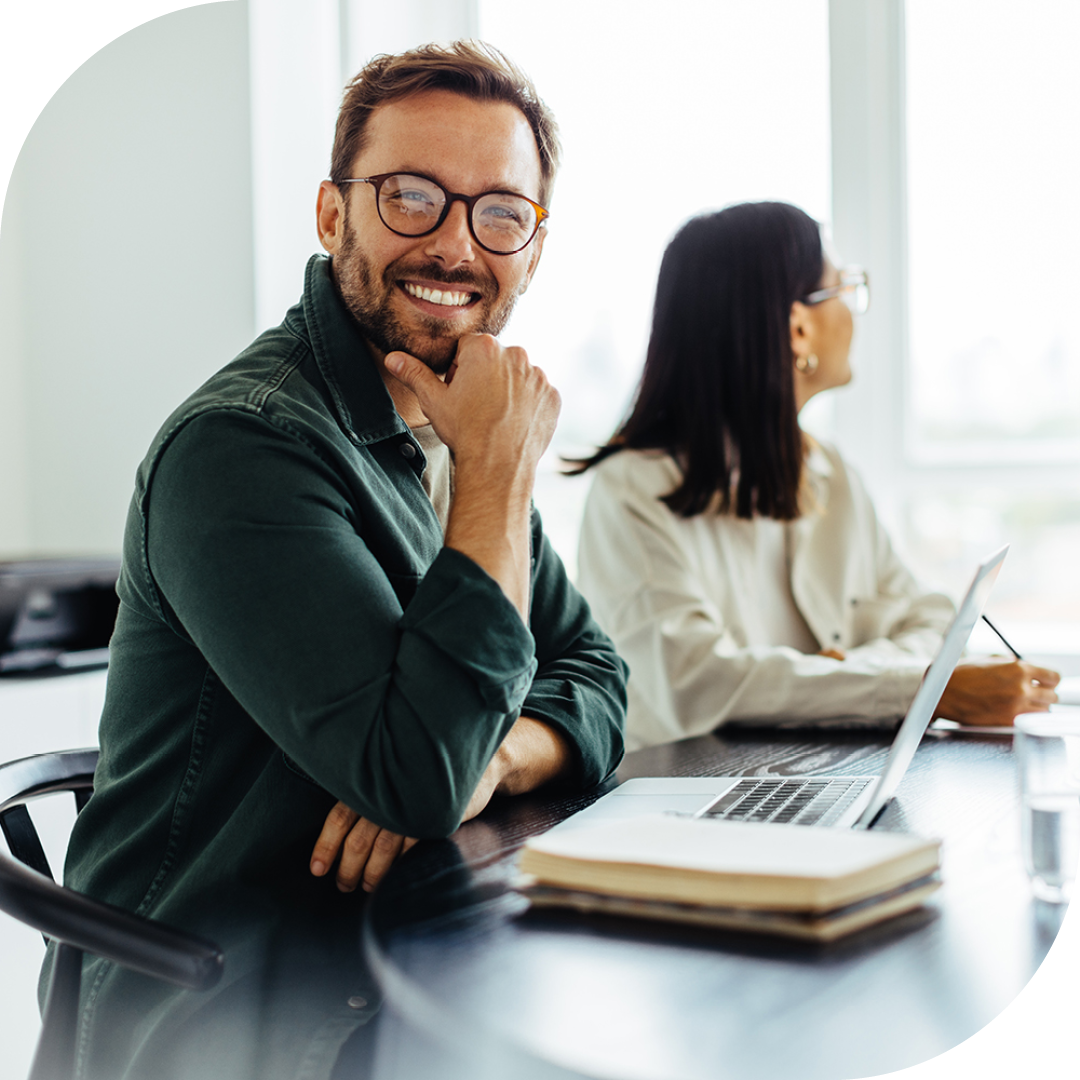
[330,40,560,207]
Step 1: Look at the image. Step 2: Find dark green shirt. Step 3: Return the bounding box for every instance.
[60,254,626,1079]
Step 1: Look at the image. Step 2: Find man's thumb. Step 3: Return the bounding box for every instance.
[384,351,441,400]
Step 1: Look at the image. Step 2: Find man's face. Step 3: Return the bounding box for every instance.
[324,89,547,372]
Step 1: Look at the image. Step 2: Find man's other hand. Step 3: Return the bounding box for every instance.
[935,656,1060,726]
[309,717,571,891]
[309,803,417,894]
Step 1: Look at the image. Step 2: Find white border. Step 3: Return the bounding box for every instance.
[1,2,1075,1077]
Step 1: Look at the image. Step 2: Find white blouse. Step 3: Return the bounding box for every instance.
[576,442,955,751]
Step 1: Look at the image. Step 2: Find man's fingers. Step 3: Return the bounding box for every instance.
[309,801,360,876]
[361,830,406,893]
[310,799,418,893]
[336,817,383,892]
[385,350,446,405]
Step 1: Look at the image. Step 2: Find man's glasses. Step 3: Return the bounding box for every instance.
[802,268,870,315]
[338,172,549,255]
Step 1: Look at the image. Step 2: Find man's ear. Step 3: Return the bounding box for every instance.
[316,180,346,254]
[520,226,547,293]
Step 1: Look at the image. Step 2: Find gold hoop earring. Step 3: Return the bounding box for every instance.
[795,353,819,375]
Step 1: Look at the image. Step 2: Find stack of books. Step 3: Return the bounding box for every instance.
[516,815,941,942]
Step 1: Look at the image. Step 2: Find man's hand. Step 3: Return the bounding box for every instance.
[386,335,561,621]
[309,717,571,892]
[385,334,559,475]
[309,803,417,894]
[935,656,1060,726]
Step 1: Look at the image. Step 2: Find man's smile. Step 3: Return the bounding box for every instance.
[400,281,479,309]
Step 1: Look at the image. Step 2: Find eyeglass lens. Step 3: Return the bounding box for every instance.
[838,271,870,315]
[840,283,870,315]
[376,174,540,254]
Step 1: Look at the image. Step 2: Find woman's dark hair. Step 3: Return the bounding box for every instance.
[570,201,824,520]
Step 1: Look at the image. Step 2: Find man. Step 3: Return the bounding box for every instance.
[60,41,626,1080]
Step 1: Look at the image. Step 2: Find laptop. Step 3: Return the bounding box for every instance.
[562,545,1009,832]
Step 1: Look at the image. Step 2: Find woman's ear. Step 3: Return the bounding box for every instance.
[789,300,813,367]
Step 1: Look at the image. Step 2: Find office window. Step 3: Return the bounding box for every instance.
[478,0,832,570]
[902,0,1080,652]
[906,0,1080,463]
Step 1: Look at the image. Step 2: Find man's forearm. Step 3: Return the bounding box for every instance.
[444,462,534,621]
[384,336,559,624]
[491,715,573,796]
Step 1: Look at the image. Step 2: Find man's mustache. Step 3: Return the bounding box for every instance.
[385,261,497,295]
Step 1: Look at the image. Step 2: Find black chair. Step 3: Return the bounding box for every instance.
[0,750,224,1080]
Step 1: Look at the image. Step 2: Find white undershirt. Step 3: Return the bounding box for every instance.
[411,424,453,533]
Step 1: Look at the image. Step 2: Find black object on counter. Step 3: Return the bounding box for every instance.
[0,558,120,674]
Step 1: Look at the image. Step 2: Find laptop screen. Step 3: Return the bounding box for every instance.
[854,545,1009,828]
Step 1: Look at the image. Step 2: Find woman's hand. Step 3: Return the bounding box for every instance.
[935,657,1060,726]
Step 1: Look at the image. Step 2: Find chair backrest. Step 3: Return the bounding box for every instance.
[0,749,223,1080]
[0,749,97,883]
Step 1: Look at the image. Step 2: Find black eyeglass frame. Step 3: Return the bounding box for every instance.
[801,268,871,314]
[337,172,549,255]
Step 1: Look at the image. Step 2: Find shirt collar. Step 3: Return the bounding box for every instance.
[292,253,410,448]
[804,438,834,480]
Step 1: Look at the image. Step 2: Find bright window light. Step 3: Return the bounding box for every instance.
[479,0,831,570]
[902,0,1080,652]
[906,0,1080,463]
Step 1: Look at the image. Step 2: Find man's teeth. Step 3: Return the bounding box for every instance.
[403,283,472,307]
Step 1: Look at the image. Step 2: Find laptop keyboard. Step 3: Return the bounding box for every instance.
[699,777,874,827]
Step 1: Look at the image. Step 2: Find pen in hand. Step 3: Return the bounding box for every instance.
[981,613,1022,660]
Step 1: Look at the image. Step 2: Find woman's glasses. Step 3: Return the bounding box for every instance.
[338,172,548,255]
[802,268,870,315]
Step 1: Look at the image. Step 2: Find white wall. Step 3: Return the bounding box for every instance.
[0,181,31,553]
[247,0,478,332]
[0,0,255,558]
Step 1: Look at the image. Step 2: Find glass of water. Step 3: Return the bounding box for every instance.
[1015,712,1080,903]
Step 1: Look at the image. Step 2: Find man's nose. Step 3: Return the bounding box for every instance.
[424,200,476,268]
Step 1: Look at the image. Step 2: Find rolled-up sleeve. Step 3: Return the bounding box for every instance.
[146,410,536,837]
[522,513,627,788]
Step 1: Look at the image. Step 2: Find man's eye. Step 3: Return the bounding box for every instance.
[386,190,437,213]
[478,204,525,228]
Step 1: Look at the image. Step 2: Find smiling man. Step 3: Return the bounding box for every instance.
[59,42,626,1080]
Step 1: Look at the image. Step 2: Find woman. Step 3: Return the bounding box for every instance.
[573,202,1058,751]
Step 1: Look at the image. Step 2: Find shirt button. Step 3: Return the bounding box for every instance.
[833,632,841,641]
[399,442,416,459]
[347,995,368,1010]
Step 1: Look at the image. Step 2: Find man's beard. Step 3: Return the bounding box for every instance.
[333,220,524,374]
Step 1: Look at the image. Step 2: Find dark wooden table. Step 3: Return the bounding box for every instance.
[362,728,1067,1080]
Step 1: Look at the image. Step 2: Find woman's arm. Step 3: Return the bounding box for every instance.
[576,453,930,749]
